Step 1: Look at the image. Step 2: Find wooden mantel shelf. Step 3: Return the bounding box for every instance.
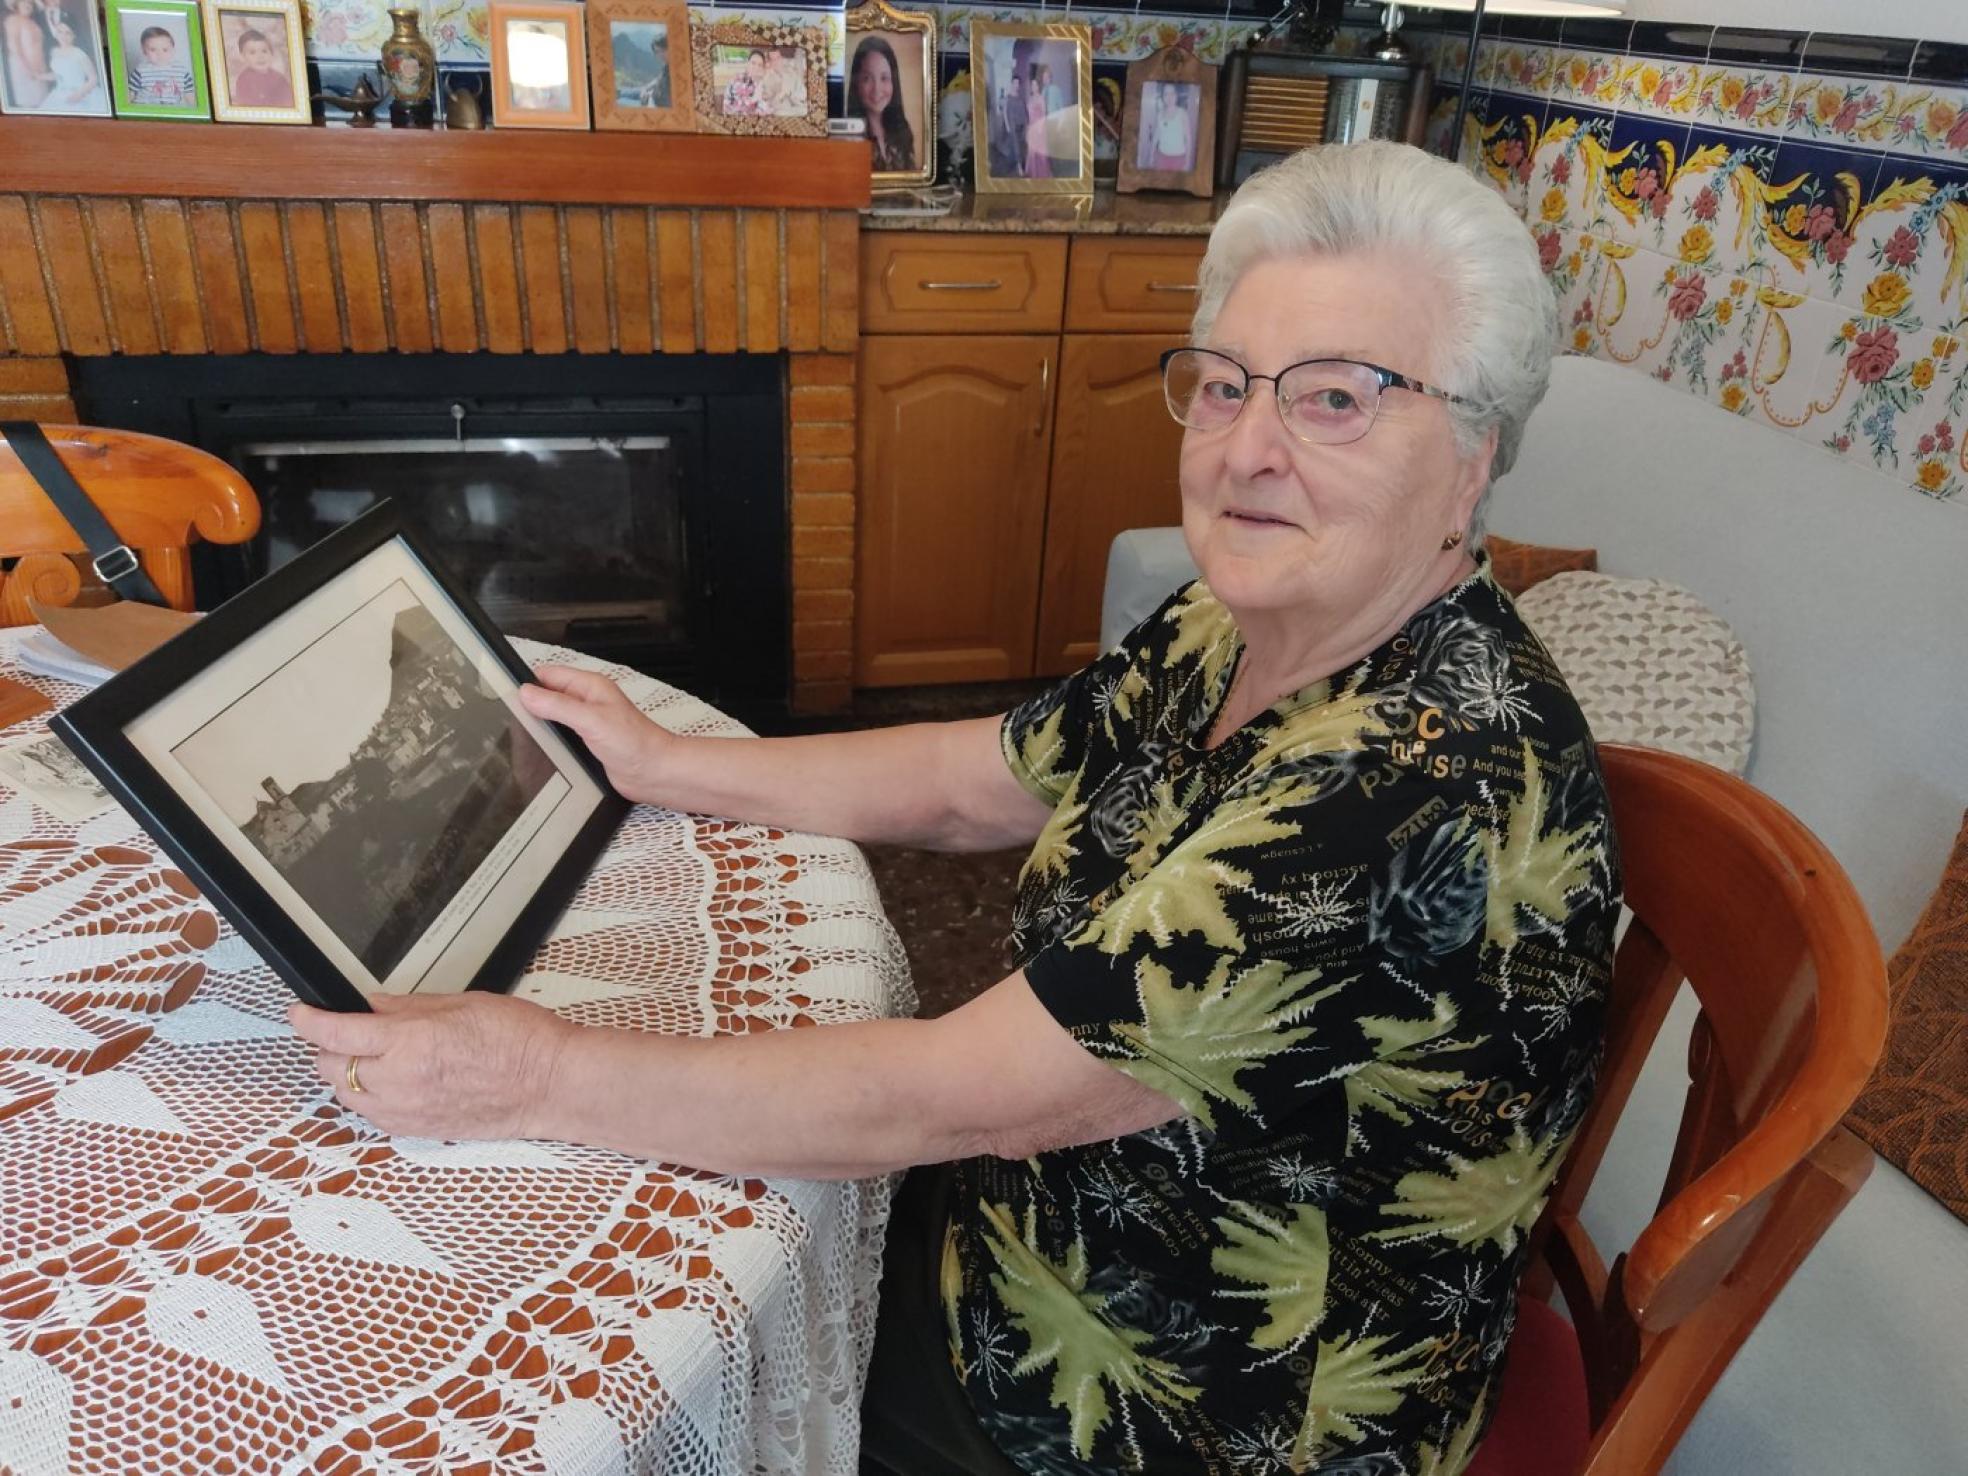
[0,118,872,210]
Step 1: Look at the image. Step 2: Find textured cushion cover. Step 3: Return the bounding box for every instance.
[1465,1294,1591,1476]
[1484,537,1598,596]
[1514,571,1756,775]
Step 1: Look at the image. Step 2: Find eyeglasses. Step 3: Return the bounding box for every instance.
[1159,347,1469,447]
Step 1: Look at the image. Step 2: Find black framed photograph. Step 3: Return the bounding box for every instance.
[53,502,629,1014]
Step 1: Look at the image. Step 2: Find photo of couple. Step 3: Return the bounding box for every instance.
[1,0,109,115]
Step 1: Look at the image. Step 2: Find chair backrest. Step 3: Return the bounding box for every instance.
[1531,744,1889,1474]
[0,424,260,625]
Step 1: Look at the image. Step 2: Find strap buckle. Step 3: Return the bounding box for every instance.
[92,545,141,585]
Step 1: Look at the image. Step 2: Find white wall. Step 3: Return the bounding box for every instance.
[1620,0,1968,44]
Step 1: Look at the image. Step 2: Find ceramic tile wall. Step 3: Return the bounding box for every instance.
[1419,18,1968,504]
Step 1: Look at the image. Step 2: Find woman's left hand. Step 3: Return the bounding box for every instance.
[288,992,575,1141]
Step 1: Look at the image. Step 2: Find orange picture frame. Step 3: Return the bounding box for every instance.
[489,1,591,131]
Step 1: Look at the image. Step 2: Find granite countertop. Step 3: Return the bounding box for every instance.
[864,184,1231,236]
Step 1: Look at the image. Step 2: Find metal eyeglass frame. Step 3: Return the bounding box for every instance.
[1159,346,1470,445]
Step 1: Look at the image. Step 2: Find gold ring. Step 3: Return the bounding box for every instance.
[346,1055,366,1094]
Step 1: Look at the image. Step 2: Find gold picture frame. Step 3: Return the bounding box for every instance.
[969,20,1094,195]
[691,15,828,138]
[843,0,935,188]
[1118,47,1216,199]
[200,0,307,124]
[587,0,693,133]
[489,1,591,131]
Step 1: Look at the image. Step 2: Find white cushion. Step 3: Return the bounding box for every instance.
[1514,570,1756,775]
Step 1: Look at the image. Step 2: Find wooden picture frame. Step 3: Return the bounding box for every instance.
[1118,47,1216,198]
[199,0,306,123]
[587,0,692,133]
[0,0,113,117]
[691,15,827,138]
[51,502,629,1015]
[843,0,935,188]
[490,0,591,131]
[105,0,211,121]
[970,20,1094,195]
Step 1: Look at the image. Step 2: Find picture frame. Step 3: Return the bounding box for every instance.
[52,502,630,1015]
[970,20,1094,195]
[1118,46,1216,199]
[843,0,935,188]
[586,0,692,133]
[105,0,211,121]
[690,15,827,139]
[490,0,590,130]
[200,0,307,124]
[0,0,113,117]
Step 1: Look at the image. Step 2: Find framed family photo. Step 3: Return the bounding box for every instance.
[106,0,210,120]
[843,0,935,187]
[691,16,826,138]
[490,0,590,129]
[52,503,628,1015]
[970,20,1093,195]
[0,0,112,117]
[200,0,306,123]
[586,0,691,133]
[1118,46,1216,198]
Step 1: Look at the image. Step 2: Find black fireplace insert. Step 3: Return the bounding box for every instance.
[69,353,789,722]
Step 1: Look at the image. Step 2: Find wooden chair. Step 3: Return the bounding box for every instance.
[1467,743,1890,1476]
[0,424,260,625]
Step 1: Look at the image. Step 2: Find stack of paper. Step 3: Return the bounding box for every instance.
[16,630,116,688]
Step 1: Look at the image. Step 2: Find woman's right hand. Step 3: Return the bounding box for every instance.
[518,665,676,806]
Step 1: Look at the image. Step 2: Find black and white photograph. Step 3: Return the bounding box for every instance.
[0,732,114,822]
[54,508,625,1011]
[170,581,558,984]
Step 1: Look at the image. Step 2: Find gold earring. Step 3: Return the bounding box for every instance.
[1441,531,1464,551]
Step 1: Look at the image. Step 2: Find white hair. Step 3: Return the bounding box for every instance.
[1193,140,1557,544]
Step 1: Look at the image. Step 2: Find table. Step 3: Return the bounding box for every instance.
[0,631,915,1476]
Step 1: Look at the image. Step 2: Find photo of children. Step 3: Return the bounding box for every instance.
[1135,77,1200,173]
[118,7,196,110]
[216,7,292,108]
[608,18,668,109]
[1,0,109,115]
[713,43,804,119]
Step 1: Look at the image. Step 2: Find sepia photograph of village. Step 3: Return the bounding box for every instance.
[171,580,556,982]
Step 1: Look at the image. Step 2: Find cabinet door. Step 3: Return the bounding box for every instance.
[1033,333,1187,676]
[856,335,1056,687]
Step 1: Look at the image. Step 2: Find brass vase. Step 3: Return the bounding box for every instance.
[380,6,437,128]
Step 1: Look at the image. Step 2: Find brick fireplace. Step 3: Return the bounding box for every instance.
[0,121,868,715]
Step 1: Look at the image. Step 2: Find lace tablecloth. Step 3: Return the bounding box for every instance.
[0,631,915,1476]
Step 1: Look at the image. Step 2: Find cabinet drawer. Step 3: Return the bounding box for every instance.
[1064,237,1207,332]
[860,233,1067,334]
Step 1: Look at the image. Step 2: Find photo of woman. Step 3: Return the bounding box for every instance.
[847,34,915,173]
[1137,78,1199,173]
[974,27,1088,191]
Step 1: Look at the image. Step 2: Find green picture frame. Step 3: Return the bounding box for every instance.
[105,0,213,121]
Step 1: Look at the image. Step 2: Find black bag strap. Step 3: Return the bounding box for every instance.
[2,420,168,607]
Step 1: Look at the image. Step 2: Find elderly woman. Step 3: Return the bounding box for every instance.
[292,140,1618,1476]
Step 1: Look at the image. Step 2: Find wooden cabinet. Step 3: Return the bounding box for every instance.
[855,335,1056,686]
[1035,333,1187,675]
[856,230,1203,687]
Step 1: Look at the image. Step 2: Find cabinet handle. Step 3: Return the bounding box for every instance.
[919,279,1003,291]
[1034,354,1050,438]
[1146,281,1198,293]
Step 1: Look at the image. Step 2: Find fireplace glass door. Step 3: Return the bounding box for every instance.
[235,435,691,661]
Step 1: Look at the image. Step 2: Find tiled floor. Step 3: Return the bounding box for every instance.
[772,679,1051,1018]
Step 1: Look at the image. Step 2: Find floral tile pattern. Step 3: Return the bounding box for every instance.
[1447,13,1968,504]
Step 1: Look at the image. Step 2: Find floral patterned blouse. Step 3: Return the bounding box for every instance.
[943,562,1621,1475]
